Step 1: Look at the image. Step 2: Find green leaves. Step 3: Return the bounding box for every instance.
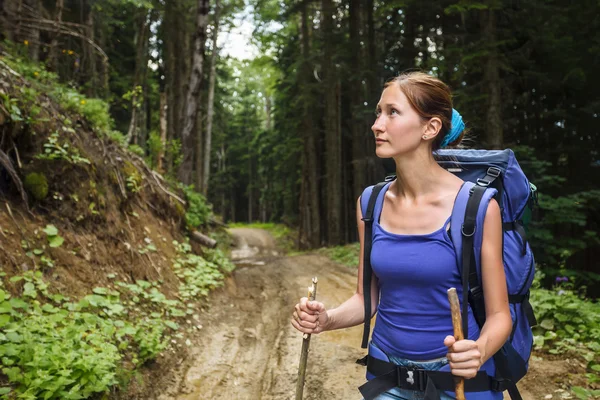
[0,235,235,398]
[42,224,65,249]
[530,272,600,389]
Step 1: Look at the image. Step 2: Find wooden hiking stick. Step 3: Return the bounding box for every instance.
[295,277,318,400]
[447,288,466,400]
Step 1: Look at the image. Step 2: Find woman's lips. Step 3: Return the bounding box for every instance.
[375,138,388,144]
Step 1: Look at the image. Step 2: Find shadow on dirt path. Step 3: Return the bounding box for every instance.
[156,228,575,400]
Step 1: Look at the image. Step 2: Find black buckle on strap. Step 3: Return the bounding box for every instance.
[470,285,483,299]
[492,378,510,392]
[487,167,501,178]
[397,367,428,391]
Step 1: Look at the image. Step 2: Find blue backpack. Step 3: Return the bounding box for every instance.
[358,149,537,400]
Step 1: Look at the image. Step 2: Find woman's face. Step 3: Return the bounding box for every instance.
[371,84,426,159]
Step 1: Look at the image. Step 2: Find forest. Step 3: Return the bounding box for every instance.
[0,0,599,399]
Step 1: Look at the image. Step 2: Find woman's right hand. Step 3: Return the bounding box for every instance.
[291,297,329,334]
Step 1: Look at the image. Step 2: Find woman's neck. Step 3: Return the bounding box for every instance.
[391,148,445,201]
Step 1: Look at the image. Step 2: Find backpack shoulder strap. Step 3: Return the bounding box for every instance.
[360,181,389,349]
[450,182,498,337]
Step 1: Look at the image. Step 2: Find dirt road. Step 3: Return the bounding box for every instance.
[156,228,575,400]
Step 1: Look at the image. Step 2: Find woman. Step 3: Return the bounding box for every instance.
[291,72,512,400]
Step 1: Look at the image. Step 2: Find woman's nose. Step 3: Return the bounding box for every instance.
[372,116,384,134]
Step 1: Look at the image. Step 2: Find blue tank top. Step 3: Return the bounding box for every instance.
[370,182,481,360]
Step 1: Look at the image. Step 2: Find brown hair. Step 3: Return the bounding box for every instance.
[384,71,465,151]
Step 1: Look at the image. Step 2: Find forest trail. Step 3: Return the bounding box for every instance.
[155,229,572,400]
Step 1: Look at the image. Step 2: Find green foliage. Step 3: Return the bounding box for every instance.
[23,173,48,201]
[514,146,600,277]
[2,52,113,134]
[122,86,143,109]
[172,240,229,300]
[529,271,600,389]
[181,186,212,229]
[0,272,122,399]
[146,131,164,169]
[0,241,234,399]
[127,144,145,157]
[43,224,65,249]
[35,131,91,165]
[317,243,360,268]
[166,139,183,171]
[122,162,143,194]
[0,93,23,123]
[50,87,113,134]
[203,248,236,274]
[106,130,128,147]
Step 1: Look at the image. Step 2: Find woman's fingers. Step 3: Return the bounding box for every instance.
[446,339,482,379]
[291,298,326,334]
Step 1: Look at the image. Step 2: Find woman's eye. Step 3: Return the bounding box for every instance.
[375,109,381,116]
[390,108,399,115]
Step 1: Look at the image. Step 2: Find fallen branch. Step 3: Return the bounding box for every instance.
[18,22,109,62]
[129,154,185,205]
[190,230,217,248]
[0,149,28,210]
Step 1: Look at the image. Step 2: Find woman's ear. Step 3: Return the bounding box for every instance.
[422,117,442,141]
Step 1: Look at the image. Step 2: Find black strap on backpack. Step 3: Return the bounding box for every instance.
[360,181,389,349]
[462,182,524,400]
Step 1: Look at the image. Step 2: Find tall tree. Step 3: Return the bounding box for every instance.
[349,0,365,201]
[481,2,503,149]
[126,7,152,146]
[178,0,210,184]
[321,0,342,245]
[47,0,64,71]
[299,2,321,248]
[202,0,220,195]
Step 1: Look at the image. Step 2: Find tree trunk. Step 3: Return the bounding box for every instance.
[178,0,210,184]
[322,0,342,245]
[23,0,41,61]
[0,1,18,41]
[298,2,321,248]
[81,0,97,97]
[364,0,380,185]
[164,0,189,171]
[194,94,204,190]
[202,0,220,196]
[158,91,167,172]
[349,0,365,202]
[47,0,64,72]
[126,8,151,145]
[482,5,503,149]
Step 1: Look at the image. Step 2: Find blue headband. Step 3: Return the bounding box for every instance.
[441,109,465,148]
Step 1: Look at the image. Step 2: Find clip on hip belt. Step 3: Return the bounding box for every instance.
[359,355,495,400]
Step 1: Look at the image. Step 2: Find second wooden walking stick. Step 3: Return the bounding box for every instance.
[447,287,466,400]
[295,277,318,400]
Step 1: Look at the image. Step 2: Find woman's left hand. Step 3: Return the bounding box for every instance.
[443,336,485,379]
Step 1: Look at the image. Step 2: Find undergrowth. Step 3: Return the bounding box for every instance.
[0,48,237,399]
[0,239,235,399]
